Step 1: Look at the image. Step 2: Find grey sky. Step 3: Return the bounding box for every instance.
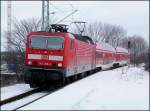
[1,1,149,51]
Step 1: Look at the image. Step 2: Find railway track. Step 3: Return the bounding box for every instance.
[0,88,40,106]
[13,90,53,111]
[1,81,70,111]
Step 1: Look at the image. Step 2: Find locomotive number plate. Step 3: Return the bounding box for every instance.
[41,55,49,59]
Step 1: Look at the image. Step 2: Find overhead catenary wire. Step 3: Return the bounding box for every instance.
[50,2,79,24]
[41,1,87,35]
[49,2,66,14]
[55,10,78,24]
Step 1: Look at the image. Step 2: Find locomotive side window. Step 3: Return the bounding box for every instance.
[70,39,74,49]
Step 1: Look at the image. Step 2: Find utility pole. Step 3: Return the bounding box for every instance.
[7,0,11,51]
[41,0,49,31]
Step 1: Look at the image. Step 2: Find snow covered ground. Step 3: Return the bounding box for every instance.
[1,84,48,110]
[1,83,33,100]
[1,92,47,110]
[19,66,149,110]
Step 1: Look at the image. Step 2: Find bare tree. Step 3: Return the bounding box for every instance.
[103,24,126,48]
[85,22,104,43]
[119,35,149,65]
[84,22,127,47]
[6,18,41,55]
[3,18,41,73]
[120,35,148,54]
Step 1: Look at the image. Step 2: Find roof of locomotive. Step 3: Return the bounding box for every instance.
[28,31,69,37]
[96,42,116,52]
[72,34,94,45]
[115,47,128,53]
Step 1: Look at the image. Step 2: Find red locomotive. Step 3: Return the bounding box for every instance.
[24,24,96,88]
[24,24,129,88]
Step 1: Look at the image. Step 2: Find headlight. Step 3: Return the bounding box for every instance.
[28,61,32,65]
[58,63,62,67]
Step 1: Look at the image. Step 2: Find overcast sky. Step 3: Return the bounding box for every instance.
[1,1,149,51]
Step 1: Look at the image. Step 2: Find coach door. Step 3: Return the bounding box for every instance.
[92,46,96,69]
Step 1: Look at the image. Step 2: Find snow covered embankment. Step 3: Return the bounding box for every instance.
[20,66,149,110]
[1,84,33,101]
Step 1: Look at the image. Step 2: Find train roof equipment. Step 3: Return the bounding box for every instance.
[47,24,69,32]
[72,34,94,45]
[42,24,94,45]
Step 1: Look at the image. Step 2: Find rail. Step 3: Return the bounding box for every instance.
[0,88,40,106]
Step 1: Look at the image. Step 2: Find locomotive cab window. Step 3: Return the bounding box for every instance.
[30,37,46,49]
[30,36,64,50]
[70,39,74,49]
[47,37,64,50]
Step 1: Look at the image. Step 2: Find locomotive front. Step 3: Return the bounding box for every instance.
[24,32,66,87]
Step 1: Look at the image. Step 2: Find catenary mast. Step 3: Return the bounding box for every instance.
[7,1,11,51]
[41,0,49,31]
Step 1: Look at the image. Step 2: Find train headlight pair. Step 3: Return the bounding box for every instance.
[58,63,62,67]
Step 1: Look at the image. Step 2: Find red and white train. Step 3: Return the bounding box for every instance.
[24,24,129,88]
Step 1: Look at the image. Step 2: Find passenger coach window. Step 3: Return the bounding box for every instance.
[96,52,103,58]
[70,39,74,49]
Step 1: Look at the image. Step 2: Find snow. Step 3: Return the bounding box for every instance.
[1,92,46,110]
[1,71,16,75]
[96,42,115,52]
[116,47,128,53]
[1,63,16,74]
[19,66,149,110]
[1,83,33,101]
